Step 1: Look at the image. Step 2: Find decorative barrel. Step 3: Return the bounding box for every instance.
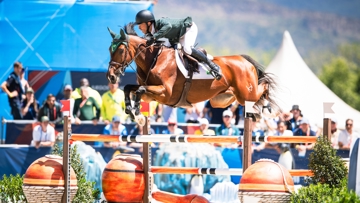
[22,155,78,203]
[238,159,294,203]
[102,154,144,202]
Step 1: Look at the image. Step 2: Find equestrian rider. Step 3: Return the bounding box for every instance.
[135,10,222,80]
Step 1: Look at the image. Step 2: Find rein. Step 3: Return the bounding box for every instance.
[109,39,164,86]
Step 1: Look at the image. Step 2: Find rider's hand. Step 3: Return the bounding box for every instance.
[145,36,155,46]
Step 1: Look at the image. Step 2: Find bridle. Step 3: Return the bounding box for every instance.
[108,40,131,77]
[108,39,151,77]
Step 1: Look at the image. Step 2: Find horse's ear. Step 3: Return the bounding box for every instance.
[120,28,127,40]
[108,27,116,39]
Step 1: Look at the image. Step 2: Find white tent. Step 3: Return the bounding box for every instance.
[266,31,360,130]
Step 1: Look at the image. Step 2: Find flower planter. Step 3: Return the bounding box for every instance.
[238,159,294,203]
[22,155,78,203]
[102,154,144,202]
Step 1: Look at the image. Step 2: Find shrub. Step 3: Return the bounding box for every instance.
[0,174,26,203]
[307,136,348,188]
[291,179,360,203]
[52,144,100,203]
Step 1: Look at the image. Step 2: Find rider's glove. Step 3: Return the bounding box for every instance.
[145,36,155,46]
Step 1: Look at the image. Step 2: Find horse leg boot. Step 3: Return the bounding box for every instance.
[190,48,222,80]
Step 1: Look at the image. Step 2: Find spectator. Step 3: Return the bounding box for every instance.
[252,120,265,148]
[1,62,25,119]
[215,110,240,149]
[292,118,316,152]
[184,102,205,123]
[215,110,240,136]
[73,86,100,125]
[194,118,215,136]
[71,78,102,107]
[157,104,177,122]
[230,101,245,125]
[20,68,29,92]
[130,123,155,136]
[275,121,294,170]
[102,115,128,148]
[330,117,340,149]
[101,81,126,125]
[162,119,184,134]
[338,119,360,153]
[257,121,293,151]
[31,116,55,149]
[37,94,62,126]
[21,87,39,120]
[60,85,75,122]
[286,105,303,132]
[203,100,232,125]
[129,122,156,148]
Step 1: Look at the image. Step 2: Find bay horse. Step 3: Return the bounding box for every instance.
[106,23,281,122]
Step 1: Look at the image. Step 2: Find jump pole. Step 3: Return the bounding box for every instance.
[149,167,313,177]
[69,134,318,144]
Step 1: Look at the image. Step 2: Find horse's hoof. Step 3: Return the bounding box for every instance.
[246,113,261,122]
[135,114,146,127]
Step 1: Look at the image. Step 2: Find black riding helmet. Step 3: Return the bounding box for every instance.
[135,10,155,24]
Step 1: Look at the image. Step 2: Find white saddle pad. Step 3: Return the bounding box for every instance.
[175,49,217,80]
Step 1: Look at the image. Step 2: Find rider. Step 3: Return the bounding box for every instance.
[134,9,222,80]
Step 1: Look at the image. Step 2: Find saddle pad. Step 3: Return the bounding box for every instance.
[175,49,215,80]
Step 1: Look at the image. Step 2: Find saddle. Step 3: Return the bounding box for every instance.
[151,42,210,108]
[173,47,209,108]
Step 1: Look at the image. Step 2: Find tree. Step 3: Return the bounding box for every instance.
[319,55,360,110]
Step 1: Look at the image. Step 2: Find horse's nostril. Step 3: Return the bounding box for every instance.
[110,75,116,81]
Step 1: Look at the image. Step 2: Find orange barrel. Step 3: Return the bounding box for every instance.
[102,154,145,202]
[238,159,294,202]
[22,155,78,203]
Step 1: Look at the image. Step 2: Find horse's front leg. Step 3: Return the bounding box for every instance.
[133,86,146,116]
[133,85,167,115]
[124,84,140,119]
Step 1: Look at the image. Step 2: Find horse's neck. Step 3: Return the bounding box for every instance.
[135,45,173,70]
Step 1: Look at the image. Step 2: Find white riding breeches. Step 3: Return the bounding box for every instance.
[180,22,198,55]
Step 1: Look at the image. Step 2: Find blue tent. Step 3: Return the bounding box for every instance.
[0,0,153,119]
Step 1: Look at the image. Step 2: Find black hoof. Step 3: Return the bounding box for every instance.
[246,113,261,122]
[263,105,272,113]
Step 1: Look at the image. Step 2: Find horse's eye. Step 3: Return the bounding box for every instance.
[119,48,124,54]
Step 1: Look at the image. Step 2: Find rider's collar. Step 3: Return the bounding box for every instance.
[151,24,155,35]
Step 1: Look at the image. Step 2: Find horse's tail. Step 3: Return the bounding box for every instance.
[241,54,282,116]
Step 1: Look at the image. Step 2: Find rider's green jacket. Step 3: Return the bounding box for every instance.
[153,17,193,46]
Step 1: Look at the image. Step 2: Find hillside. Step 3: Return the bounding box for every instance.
[153,0,360,74]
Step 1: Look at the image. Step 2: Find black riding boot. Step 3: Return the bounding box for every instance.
[190,48,222,80]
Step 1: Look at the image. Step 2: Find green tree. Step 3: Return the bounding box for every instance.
[319,56,360,110]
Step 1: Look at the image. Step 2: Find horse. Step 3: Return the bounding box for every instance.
[106,23,281,123]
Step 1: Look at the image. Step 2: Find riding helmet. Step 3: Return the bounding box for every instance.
[135,10,155,24]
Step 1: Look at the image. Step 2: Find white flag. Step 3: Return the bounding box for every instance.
[323,102,334,114]
[245,101,256,114]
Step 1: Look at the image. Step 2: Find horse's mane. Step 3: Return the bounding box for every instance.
[124,22,138,36]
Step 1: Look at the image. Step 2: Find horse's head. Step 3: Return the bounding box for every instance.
[107,27,131,84]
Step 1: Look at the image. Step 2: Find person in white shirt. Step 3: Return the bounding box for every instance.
[32,116,56,149]
[338,119,360,155]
